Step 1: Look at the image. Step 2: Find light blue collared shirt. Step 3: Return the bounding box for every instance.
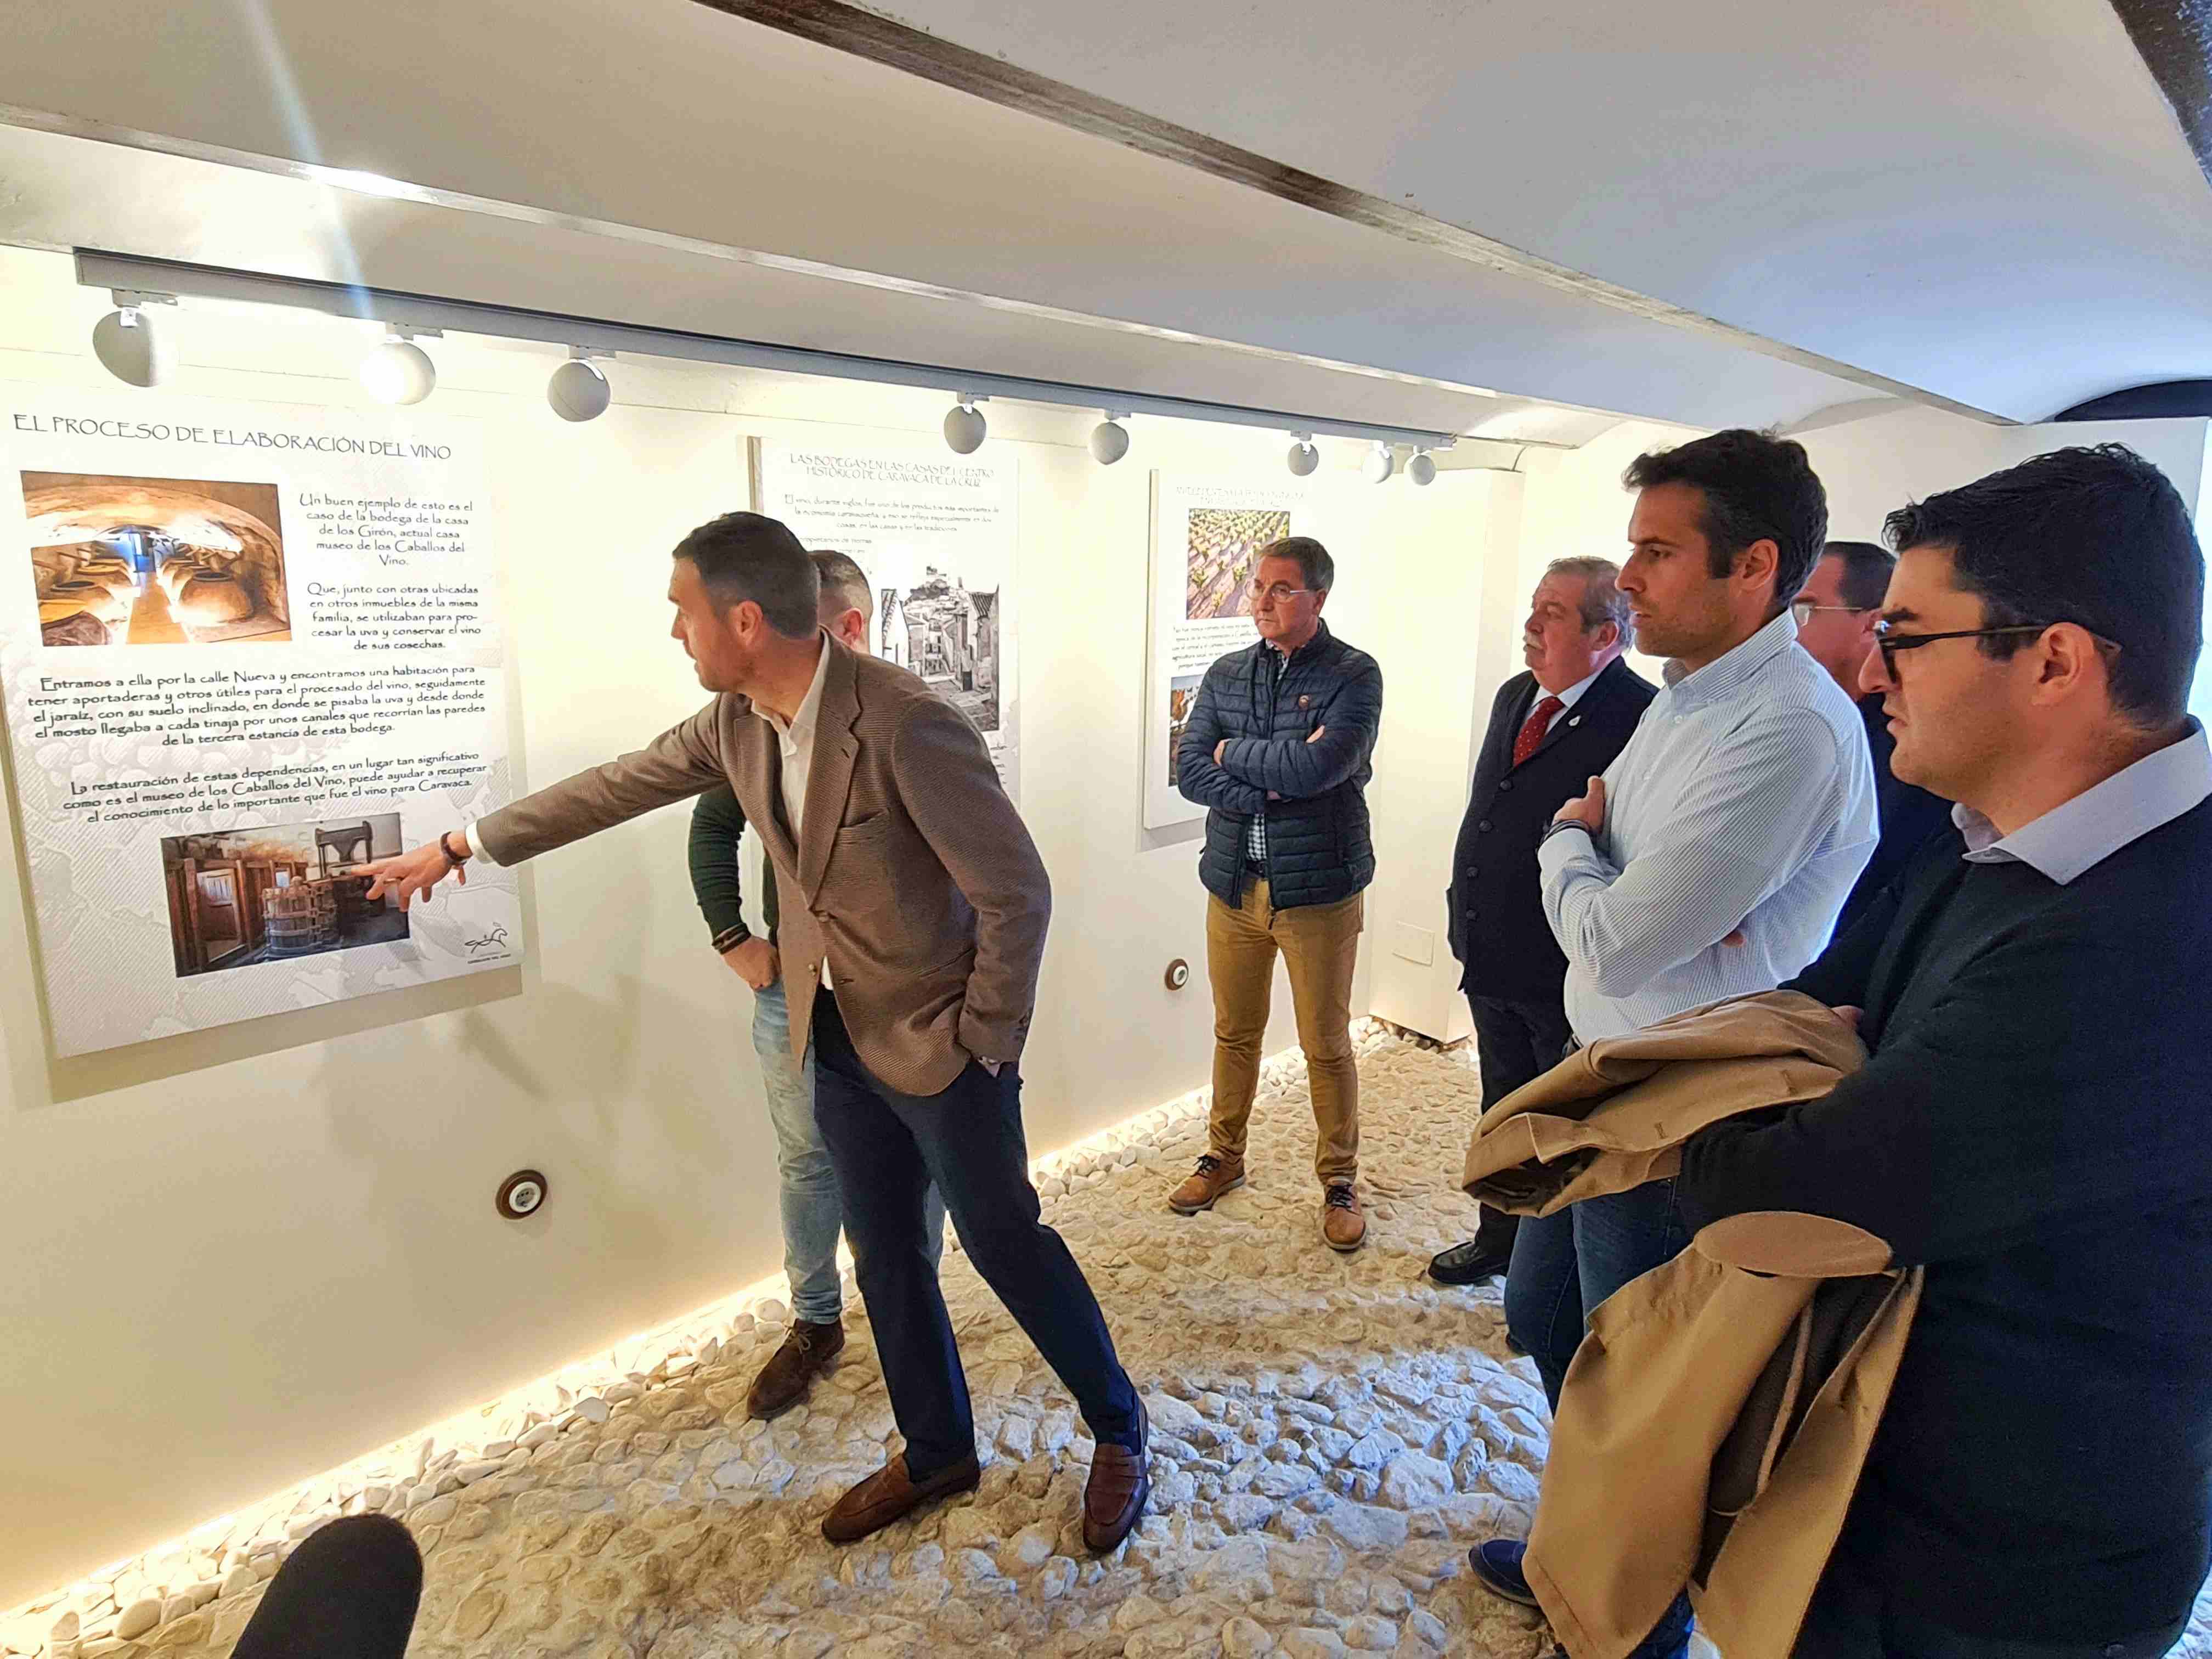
[1955,719,2211,884]
[1539,611,1877,1042]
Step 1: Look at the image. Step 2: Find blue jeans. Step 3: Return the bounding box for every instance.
[752,976,943,1325]
[1503,1178,1693,1409]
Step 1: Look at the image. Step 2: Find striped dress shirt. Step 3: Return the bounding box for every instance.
[1539,611,1877,1042]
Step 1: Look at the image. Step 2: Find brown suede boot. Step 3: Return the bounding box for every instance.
[1167,1152,1246,1215]
[1321,1183,1367,1252]
[746,1318,845,1419]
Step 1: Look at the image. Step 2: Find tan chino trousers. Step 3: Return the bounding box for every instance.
[1205,878,1363,1186]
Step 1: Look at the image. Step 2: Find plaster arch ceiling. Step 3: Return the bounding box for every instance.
[0,0,2205,432]
[22,479,280,563]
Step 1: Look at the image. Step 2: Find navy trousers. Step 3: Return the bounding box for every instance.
[810,992,1141,1478]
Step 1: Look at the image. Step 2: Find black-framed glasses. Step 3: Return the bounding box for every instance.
[1869,618,2068,675]
[1790,599,1871,627]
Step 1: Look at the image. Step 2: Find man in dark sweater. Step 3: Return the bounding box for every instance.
[1792,540,1954,935]
[687,550,944,1420]
[1678,445,2212,1657]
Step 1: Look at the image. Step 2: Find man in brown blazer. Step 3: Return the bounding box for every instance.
[362,511,1149,1553]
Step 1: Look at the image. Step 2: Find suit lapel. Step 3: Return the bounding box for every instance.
[797,640,862,900]
[1529,659,1623,764]
[1491,675,1536,776]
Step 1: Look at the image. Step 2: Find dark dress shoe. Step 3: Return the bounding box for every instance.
[747,1319,845,1419]
[821,1452,981,1544]
[1429,1239,1513,1286]
[1082,1398,1150,1554]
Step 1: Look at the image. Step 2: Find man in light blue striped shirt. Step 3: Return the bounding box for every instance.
[1472,429,1875,1659]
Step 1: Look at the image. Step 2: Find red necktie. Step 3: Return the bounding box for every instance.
[1513,695,1564,766]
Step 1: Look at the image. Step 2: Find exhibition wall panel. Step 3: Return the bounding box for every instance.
[0,244,1509,1601]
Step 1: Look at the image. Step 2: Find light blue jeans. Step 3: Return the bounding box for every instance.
[753,975,944,1325]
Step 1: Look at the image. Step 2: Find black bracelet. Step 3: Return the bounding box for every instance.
[712,924,751,955]
[1542,819,1595,847]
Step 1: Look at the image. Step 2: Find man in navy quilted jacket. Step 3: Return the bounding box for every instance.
[1169,537,1385,1251]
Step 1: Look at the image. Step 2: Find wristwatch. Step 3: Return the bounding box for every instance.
[439,830,472,868]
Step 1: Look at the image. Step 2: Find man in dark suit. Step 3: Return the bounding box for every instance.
[1792,540,1953,934]
[1429,557,1656,1286]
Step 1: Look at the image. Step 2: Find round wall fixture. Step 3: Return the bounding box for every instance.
[1088,415,1130,465]
[1164,958,1190,990]
[496,1169,549,1219]
[1407,450,1437,487]
[943,399,988,454]
[548,354,612,422]
[361,335,436,405]
[93,308,172,388]
[1286,435,1320,477]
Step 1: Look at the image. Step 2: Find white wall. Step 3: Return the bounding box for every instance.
[0,245,1509,1603]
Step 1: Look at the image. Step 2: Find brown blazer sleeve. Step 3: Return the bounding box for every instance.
[892,694,1050,1063]
[475,698,730,866]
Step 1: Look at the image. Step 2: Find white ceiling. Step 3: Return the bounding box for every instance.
[0,0,2202,433]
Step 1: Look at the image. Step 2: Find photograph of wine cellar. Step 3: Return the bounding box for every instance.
[1184,505,1291,620]
[160,814,407,977]
[23,471,292,647]
[878,569,1001,733]
[1167,673,1201,785]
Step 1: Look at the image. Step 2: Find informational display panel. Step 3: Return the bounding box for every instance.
[754,438,1019,797]
[1143,472,1312,829]
[0,387,521,1056]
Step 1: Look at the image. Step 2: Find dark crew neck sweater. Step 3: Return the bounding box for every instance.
[1681,800,2212,1643]
[687,782,777,946]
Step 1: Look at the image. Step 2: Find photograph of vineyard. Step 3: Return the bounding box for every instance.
[1184,506,1291,620]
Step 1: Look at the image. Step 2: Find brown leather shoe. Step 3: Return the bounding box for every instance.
[1321,1183,1367,1252]
[821,1452,981,1544]
[1167,1152,1246,1215]
[746,1318,845,1419]
[1082,1398,1150,1554]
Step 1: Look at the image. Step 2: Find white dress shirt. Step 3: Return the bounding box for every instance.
[1538,611,1876,1042]
[1530,662,1606,742]
[1954,718,2211,884]
[751,636,833,985]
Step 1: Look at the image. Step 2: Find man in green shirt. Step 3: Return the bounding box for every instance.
[689,549,944,1418]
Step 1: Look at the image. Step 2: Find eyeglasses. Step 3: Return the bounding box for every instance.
[1247,582,1314,606]
[1790,600,1871,627]
[1869,618,2095,676]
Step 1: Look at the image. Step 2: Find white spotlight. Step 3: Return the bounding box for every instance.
[1286,433,1320,478]
[548,352,612,422]
[1088,413,1130,466]
[1362,442,1396,484]
[92,302,173,388]
[1407,449,1437,487]
[360,331,436,405]
[944,397,988,455]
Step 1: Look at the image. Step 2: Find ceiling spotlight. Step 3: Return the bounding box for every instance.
[1286,433,1320,478]
[943,396,988,455]
[91,292,176,387]
[1088,413,1131,466]
[360,330,436,405]
[1407,449,1437,487]
[1362,442,1396,484]
[548,350,612,422]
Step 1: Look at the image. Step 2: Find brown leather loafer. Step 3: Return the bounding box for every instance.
[1321,1183,1367,1252]
[1168,1152,1246,1215]
[821,1452,981,1544]
[747,1318,845,1419]
[1082,1398,1150,1554]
